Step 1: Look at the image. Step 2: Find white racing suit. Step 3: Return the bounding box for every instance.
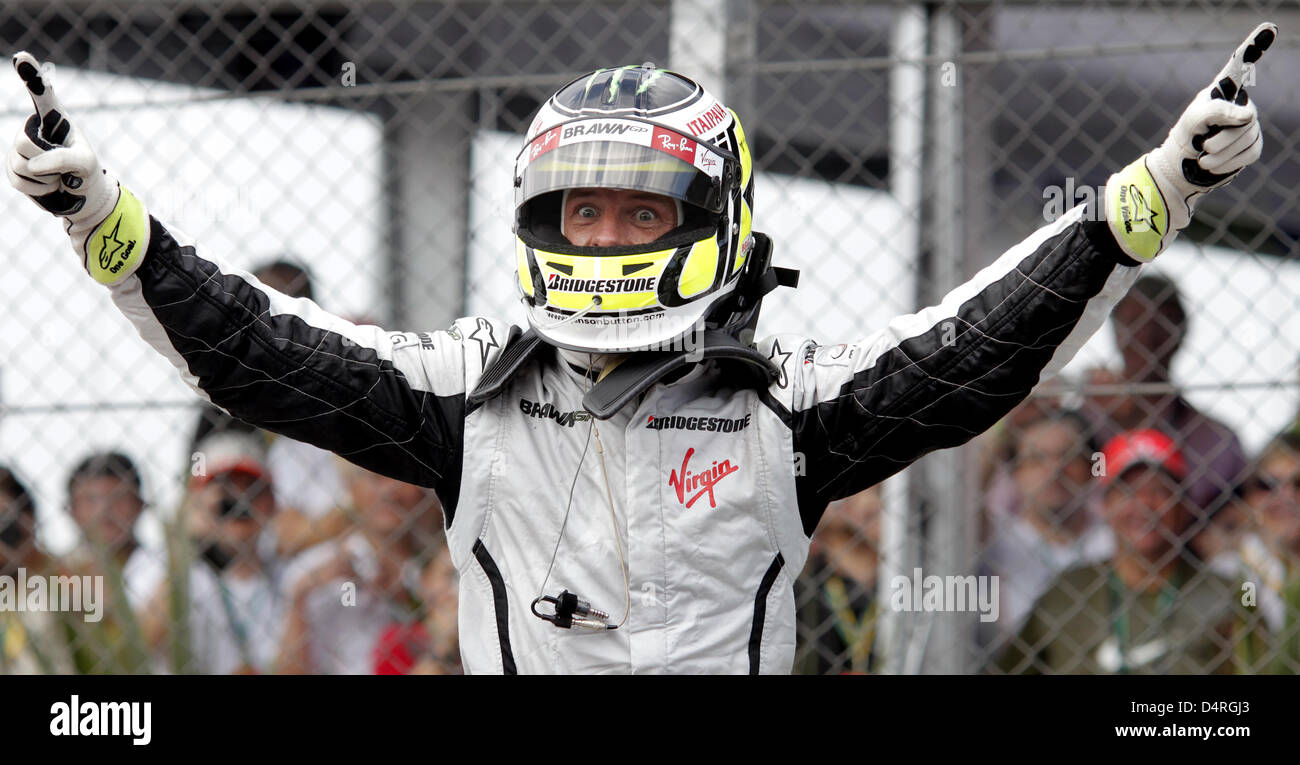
[108,203,1140,673]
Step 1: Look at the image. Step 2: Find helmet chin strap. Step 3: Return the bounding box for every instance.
[559,188,684,240]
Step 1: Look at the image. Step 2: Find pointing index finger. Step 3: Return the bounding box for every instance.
[12,51,63,123]
[1216,22,1277,88]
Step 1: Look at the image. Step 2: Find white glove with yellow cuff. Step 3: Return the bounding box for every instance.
[1106,23,1276,262]
[5,52,148,285]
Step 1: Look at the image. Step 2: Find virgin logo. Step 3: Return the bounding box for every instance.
[668,448,739,509]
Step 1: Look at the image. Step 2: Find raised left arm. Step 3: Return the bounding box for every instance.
[772,23,1277,533]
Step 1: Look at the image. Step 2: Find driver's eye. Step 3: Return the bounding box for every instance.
[576,205,598,219]
[634,209,657,223]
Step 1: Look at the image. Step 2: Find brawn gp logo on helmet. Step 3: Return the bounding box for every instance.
[562,121,649,138]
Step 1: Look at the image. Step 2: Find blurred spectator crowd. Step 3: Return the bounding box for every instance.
[0,262,460,675]
[793,273,1300,675]
[2,270,1297,674]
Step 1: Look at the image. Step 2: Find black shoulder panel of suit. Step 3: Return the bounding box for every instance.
[790,218,1121,536]
[138,218,467,524]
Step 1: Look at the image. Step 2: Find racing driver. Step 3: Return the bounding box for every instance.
[4,24,1275,673]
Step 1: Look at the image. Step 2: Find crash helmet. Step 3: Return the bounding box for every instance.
[513,63,757,352]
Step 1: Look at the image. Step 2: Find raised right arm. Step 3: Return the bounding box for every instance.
[117,220,472,494]
[5,52,485,519]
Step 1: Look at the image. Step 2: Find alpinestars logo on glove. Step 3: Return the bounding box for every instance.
[1119,182,1160,235]
[668,448,738,509]
[85,186,148,285]
[98,215,134,272]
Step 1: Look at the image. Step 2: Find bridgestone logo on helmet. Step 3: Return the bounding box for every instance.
[546,274,656,293]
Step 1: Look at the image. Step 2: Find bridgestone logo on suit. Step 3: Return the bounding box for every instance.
[646,414,751,432]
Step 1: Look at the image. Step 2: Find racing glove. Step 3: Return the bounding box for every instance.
[1105,22,1276,263]
[5,52,148,285]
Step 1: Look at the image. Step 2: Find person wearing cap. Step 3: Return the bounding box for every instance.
[1082,274,1249,564]
[999,429,1262,674]
[5,25,1279,673]
[141,431,284,674]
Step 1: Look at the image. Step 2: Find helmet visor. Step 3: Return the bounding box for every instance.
[516,119,732,213]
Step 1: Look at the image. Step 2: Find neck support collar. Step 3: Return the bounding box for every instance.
[467,327,780,420]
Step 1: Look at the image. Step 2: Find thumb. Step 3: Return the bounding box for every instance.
[1173,91,1256,147]
[1197,95,1256,128]
[26,144,93,177]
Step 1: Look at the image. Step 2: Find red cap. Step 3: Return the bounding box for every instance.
[189,431,269,490]
[1100,429,1187,487]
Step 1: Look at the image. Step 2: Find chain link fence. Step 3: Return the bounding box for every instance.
[0,0,1297,674]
